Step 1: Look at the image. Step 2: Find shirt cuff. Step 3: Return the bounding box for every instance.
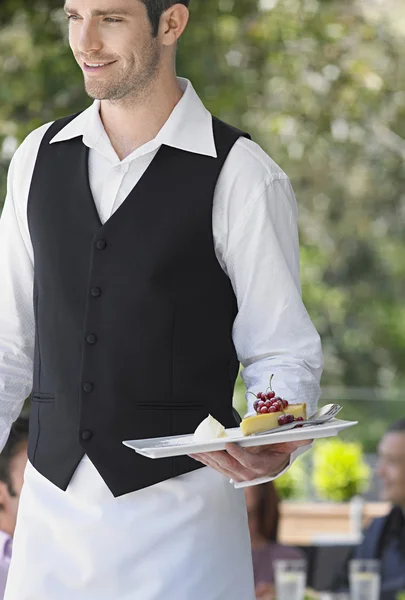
[229,443,312,489]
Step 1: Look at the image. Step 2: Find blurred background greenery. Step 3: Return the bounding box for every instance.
[1,0,404,475]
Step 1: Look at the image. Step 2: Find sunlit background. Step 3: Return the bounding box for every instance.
[1,0,404,503]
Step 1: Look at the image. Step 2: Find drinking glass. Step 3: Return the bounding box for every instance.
[349,559,380,600]
[274,559,307,600]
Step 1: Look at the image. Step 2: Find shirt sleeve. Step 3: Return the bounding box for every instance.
[222,174,323,415]
[0,147,36,451]
[216,163,323,484]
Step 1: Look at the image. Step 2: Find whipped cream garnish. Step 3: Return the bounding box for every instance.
[193,414,228,442]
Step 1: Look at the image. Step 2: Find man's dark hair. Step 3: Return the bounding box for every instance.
[141,0,190,37]
[386,418,405,434]
[0,416,29,497]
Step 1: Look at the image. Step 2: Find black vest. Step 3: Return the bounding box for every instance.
[27,113,249,497]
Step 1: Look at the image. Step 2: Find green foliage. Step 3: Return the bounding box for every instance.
[395,592,405,600]
[274,455,308,500]
[312,438,371,501]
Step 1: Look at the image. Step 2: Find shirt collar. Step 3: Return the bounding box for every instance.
[49,78,217,160]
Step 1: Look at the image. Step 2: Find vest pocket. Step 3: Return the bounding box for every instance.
[31,393,55,404]
[28,394,56,465]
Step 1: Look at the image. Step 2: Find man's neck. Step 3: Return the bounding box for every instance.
[99,74,184,161]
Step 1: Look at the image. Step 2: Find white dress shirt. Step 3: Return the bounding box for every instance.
[0,78,323,485]
[2,77,323,600]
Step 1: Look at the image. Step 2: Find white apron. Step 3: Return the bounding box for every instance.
[5,457,255,600]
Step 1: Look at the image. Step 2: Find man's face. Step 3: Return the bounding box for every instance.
[376,431,405,507]
[65,0,162,102]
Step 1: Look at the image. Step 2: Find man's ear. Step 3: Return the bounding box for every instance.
[160,4,189,46]
[0,481,10,511]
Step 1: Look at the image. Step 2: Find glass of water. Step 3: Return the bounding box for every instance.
[349,559,380,600]
[274,559,307,600]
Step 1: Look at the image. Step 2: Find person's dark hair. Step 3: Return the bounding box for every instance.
[141,0,190,37]
[251,481,280,543]
[0,416,29,498]
[387,419,405,434]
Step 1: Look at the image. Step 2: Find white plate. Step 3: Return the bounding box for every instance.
[122,418,357,459]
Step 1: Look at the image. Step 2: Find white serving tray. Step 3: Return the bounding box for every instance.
[123,418,357,459]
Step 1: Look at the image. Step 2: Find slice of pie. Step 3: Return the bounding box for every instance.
[240,403,307,436]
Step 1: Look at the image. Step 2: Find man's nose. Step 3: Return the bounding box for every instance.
[78,21,103,55]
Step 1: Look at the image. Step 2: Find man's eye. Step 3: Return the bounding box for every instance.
[105,18,122,23]
[66,15,80,21]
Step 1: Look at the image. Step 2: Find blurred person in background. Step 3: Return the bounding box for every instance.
[0,417,28,599]
[333,418,405,599]
[245,482,304,600]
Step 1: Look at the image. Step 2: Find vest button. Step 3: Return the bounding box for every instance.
[91,287,102,297]
[96,239,107,250]
[86,334,97,345]
[81,430,93,441]
[83,382,94,393]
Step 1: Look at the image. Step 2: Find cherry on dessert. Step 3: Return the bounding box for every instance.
[253,400,259,411]
[271,400,282,411]
[282,399,289,409]
[266,373,275,394]
[269,405,279,413]
[278,414,295,426]
[257,392,263,400]
[266,391,275,400]
[260,406,269,414]
[265,400,272,408]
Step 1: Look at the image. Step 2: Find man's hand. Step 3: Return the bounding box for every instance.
[189,440,311,482]
[255,582,275,599]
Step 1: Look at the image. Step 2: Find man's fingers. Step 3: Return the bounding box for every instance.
[189,452,257,482]
[203,451,257,481]
[189,453,209,466]
[225,444,288,476]
[189,437,309,481]
[225,443,259,464]
[197,459,244,481]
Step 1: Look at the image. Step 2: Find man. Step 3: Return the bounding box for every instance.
[0,1,323,598]
[333,419,405,599]
[0,417,28,599]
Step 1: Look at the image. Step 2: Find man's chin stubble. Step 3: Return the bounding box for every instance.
[84,80,120,101]
[84,81,158,106]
